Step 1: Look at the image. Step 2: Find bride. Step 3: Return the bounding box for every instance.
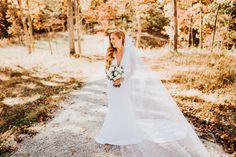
[95,30,210,157]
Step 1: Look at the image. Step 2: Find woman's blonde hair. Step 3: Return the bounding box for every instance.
[105,31,125,70]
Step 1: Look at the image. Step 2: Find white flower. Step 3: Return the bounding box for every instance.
[106,65,125,81]
[117,68,122,73]
[114,71,118,76]
[111,66,115,71]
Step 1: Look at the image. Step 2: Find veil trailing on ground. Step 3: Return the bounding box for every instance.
[118,34,210,157]
[91,34,210,157]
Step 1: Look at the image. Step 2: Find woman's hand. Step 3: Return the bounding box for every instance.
[113,79,121,85]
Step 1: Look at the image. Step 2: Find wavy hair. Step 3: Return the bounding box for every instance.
[105,31,125,70]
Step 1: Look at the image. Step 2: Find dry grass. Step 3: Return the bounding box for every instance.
[164,52,236,93]
[0,66,84,155]
[150,50,236,154]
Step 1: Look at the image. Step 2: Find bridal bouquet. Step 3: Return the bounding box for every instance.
[106,65,124,87]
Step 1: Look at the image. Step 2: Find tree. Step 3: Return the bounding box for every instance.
[67,0,75,55]
[173,0,178,52]
[188,0,193,47]
[199,0,203,49]
[0,0,11,39]
[75,0,82,55]
[26,0,34,52]
[211,3,220,53]
[17,0,33,54]
[135,10,141,47]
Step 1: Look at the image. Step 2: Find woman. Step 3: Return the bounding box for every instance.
[95,31,143,145]
[95,30,210,157]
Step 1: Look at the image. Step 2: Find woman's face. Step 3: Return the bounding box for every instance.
[110,33,123,48]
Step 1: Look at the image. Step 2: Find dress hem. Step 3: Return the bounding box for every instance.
[95,137,142,146]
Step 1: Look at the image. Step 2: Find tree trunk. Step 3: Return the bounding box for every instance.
[26,0,34,53]
[188,16,192,47]
[67,0,75,55]
[75,0,82,55]
[17,0,32,54]
[188,0,193,48]
[199,0,203,49]
[211,4,220,53]
[173,0,178,52]
[47,29,53,55]
[122,17,127,32]
[136,14,141,48]
[62,0,67,32]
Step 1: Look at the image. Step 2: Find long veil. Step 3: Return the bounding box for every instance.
[91,34,210,157]
[119,34,210,157]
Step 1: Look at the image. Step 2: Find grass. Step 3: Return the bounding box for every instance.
[165,53,236,92]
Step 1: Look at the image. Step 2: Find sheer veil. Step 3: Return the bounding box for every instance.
[118,34,210,157]
[92,34,210,157]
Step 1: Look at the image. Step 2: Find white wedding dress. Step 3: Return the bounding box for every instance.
[95,49,144,145]
[94,35,210,157]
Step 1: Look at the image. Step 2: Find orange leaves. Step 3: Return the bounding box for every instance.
[82,4,114,22]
